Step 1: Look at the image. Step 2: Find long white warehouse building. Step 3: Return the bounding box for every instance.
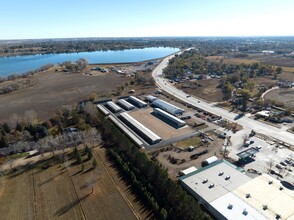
[108,115,143,147]
[119,112,161,144]
[128,96,147,108]
[152,99,184,115]
[106,101,122,113]
[97,104,110,116]
[116,99,135,111]
[153,108,186,128]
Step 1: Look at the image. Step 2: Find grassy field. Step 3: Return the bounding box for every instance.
[264,88,294,109]
[0,69,128,121]
[0,171,35,220]
[0,147,141,220]
[174,136,201,149]
[176,78,224,102]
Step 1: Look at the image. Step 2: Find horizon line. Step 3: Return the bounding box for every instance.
[1,35,294,41]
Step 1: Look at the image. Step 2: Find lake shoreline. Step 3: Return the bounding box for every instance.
[0,47,179,76]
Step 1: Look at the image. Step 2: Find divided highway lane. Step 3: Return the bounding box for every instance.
[152,53,294,146]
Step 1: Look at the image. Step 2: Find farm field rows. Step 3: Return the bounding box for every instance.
[0,148,139,220]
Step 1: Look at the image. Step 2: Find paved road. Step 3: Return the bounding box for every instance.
[152,53,294,146]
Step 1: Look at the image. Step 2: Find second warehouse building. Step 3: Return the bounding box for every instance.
[153,108,186,128]
[119,112,161,144]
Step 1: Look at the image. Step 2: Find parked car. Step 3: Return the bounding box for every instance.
[276,164,282,169]
[256,145,262,150]
[280,162,287,166]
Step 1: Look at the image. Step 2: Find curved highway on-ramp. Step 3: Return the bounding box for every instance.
[152,52,294,146]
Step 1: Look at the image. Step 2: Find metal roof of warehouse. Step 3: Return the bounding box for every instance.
[120,112,161,143]
[153,99,184,113]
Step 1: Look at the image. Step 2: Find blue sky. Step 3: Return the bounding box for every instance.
[1,0,294,39]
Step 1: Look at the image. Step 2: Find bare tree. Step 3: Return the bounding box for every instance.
[266,159,275,173]
[60,105,72,119]
[37,138,47,159]
[86,128,101,148]
[86,168,102,195]
[0,171,4,194]
[84,102,97,116]
[242,134,249,145]
[6,158,15,170]
[24,110,37,125]
[8,113,21,130]
[47,136,58,157]
[57,134,67,161]
[64,155,70,171]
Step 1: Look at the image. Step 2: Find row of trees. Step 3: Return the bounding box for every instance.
[60,58,88,73]
[0,99,100,149]
[2,37,294,57]
[109,149,167,219]
[97,111,210,220]
[164,50,283,80]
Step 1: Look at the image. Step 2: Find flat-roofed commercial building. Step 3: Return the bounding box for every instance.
[119,112,161,144]
[233,174,294,220]
[180,160,250,204]
[127,96,147,108]
[153,108,186,128]
[116,99,135,111]
[179,160,294,220]
[106,101,122,113]
[152,99,184,115]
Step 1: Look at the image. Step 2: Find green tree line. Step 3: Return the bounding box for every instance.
[97,111,210,220]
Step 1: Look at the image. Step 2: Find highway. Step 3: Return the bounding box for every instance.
[152,53,294,146]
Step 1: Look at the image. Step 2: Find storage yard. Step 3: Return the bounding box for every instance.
[119,112,161,145]
[96,95,196,147]
[129,108,193,140]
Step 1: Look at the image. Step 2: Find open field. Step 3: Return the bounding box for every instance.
[248,54,294,67]
[0,171,34,220]
[0,70,128,121]
[264,88,294,109]
[0,148,140,220]
[129,107,194,140]
[176,78,224,102]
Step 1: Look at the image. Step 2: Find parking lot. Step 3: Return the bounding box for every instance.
[224,128,294,183]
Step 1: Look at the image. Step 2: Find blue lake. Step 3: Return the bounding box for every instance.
[0,47,179,76]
